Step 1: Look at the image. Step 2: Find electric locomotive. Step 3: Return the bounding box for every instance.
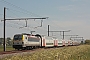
[13,33,41,50]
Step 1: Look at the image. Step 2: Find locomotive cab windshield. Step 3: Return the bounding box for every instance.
[13,35,23,40]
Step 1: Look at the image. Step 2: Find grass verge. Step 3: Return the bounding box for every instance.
[2,45,90,60]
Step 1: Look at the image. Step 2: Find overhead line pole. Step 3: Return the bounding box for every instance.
[48,25,49,36]
[49,30,71,40]
[60,35,78,36]
[30,31,35,35]
[3,17,48,20]
[70,37,84,43]
[70,37,83,40]
[4,7,6,51]
[63,31,64,40]
[60,34,78,39]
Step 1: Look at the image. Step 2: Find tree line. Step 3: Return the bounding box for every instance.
[0,37,13,46]
[85,40,90,45]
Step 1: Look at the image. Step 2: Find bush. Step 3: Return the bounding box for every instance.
[85,40,90,45]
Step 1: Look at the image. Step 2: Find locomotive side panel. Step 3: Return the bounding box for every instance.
[26,36,40,46]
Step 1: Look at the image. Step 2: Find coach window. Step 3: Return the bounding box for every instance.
[25,37,27,39]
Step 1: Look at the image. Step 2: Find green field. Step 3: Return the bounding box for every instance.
[0,45,14,51]
[2,45,90,60]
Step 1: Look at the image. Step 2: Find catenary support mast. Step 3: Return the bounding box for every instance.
[2,7,48,51]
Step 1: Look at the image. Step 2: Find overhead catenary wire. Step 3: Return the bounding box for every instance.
[2,16,47,33]
[6,8,38,18]
[0,0,48,27]
[6,9,48,32]
[0,0,75,32]
[1,16,40,34]
[0,0,75,37]
[0,0,49,29]
[0,13,69,38]
[0,0,42,17]
[0,13,26,27]
[0,0,48,32]
[0,9,44,30]
[0,0,58,31]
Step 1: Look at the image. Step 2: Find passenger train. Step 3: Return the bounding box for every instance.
[13,33,81,50]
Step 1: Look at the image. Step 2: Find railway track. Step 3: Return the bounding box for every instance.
[0,45,76,59]
[0,48,45,59]
[0,46,71,55]
[0,48,42,55]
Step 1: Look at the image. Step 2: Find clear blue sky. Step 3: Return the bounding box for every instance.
[0,0,90,40]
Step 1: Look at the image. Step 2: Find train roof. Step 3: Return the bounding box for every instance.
[14,33,42,37]
[14,33,31,35]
